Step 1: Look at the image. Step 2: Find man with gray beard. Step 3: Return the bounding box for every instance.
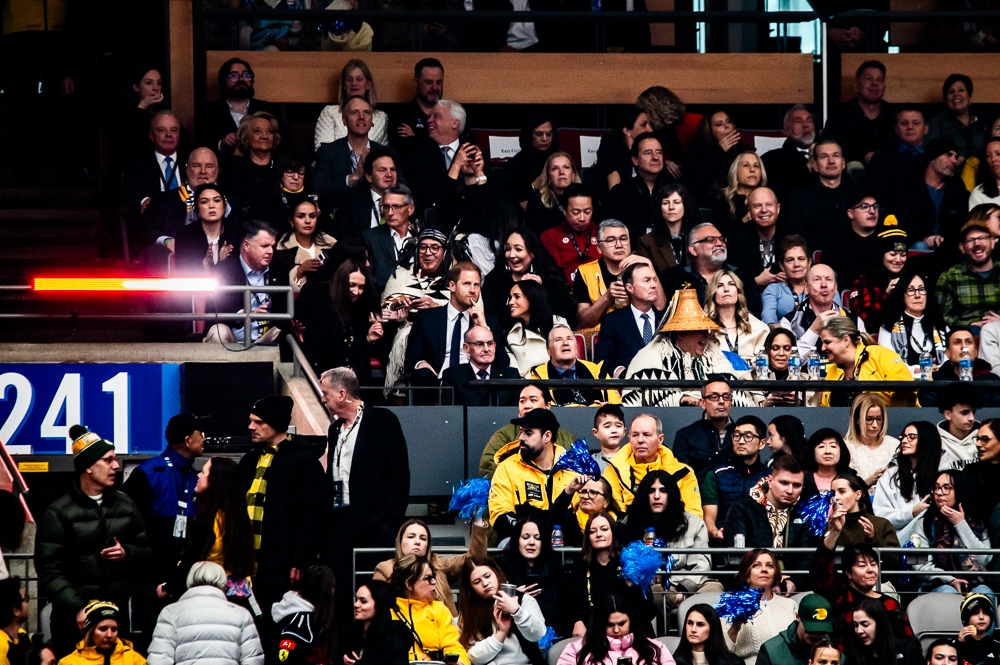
[761,104,817,203]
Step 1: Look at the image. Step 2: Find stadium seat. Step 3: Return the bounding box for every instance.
[907,592,963,652]
[676,591,723,633]
[547,637,579,665]
[656,636,681,652]
[575,333,587,361]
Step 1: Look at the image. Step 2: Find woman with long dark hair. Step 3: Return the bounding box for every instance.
[873,421,945,535]
[504,115,559,207]
[685,110,754,207]
[595,108,653,195]
[505,280,568,376]
[765,415,806,463]
[823,473,900,569]
[274,197,337,292]
[722,549,795,665]
[672,604,744,665]
[801,428,854,500]
[272,565,338,664]
[343,580,412,665]
[759,329,797,405]
[844,597,923,665]
[848,227,910,332]
[635,183,701,274]
[496,518,561,629]
[174,183,239,275]
[876,270,947,370]
[458,557,547,665]
[557,593,674,665]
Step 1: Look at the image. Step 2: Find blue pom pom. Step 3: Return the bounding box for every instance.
[796,490,833,537]
[722,350,751,371]
[448,478,491,520]
[620,541,664,595]
[715,586,764,624]
[538,626,560,650]
[551,440,603,479]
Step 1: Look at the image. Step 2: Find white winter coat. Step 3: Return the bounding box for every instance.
[147,586,264,665]
[872,450,950,534]
[467,592,546,665]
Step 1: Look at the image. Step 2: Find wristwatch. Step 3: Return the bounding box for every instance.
[475,175,488,183]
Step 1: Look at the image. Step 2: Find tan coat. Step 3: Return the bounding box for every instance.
[277,232,337,292]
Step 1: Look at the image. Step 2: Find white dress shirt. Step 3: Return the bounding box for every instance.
[631,304,655,338]
[440,139,461,169]
[346,139,372,186]
[370,189,382,228]
[390,227,411,258]
[332,403,364,506]
[442,303,470,370]
[154,151,179,192]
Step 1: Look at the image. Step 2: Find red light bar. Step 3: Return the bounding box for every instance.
[33,278,217,292]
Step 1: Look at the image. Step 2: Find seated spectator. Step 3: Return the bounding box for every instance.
[766,415,806,463]
[221,111,281,214]
[503,114,558,208]
[505,280,569,377]
[58,601,142,665]
[866,107,929,203]
[401,99,478,216]
[779,139,850,253]
[823,474,900,559]
[634,183,701,276]
[608,133,672,240]
[391,555,470,665]
[541,184,602,281]
[925,640,961,665]
[722,549,798,665]
[173,184,239,275]
[557,592,672,665]
[904,469,993,601]
[937,219,1000,329]
[595,108,653,195]
[936,384,983,470]
[0,578,30,663]
[550,476,620,548]
[722,454,810,554]
[761,235,815,326]
[638,86,702,177]
[874,421,946,535]
[809,541,912,649]
[710,151,765,236]
[295,259,383,377]
[921,327,1000,408]
[823,60,894,168]
[622,290,753,408]
[685,110,754,208]
[479,383,577,480]
[372,518,487,618]
[458,557,546,665]
[442,327,520,407]
[112,66,167,166]
[704,270,770,367]
[575,221,664,331]
[701,416,770,541]
[198,58,285,155]
[246,152,308,227]
[876,269,947,371]
[460,200,521,278]
[844,393,898,489]
[496,517,562,628]
[929,74,986,162]
[894,138,968,253]
[672,604,745,665]
[756,599,840,665]
[314,96,385,211]
[482,228,577,330]
[819,316,914,407]
[407,261,506,401]
[594,263,665,378]
[956,593,1000,665]
[849,226,910,332]
[761,104,816,205]
[801,428,853,500]
[122,110,184,215]
[388,59,442,151]
[363,184,417,292]
[272,197,336,292]
[343,581,414,665]
[524,152,582,236]
[603,413,702,517]
[334,147,401,242]
[822,188,882,291]
[672,378,736,479]
[970,137,1000,209]
[843,597,922,665]
[560,521,657,639]
[726,187,784,297]
[147,561,263,664]
[313,59,388,149]
[759,329,799,406]
[529,326,617,406]
[965,419,1000,527]
[592,405,626,471]
[781,266,861,357]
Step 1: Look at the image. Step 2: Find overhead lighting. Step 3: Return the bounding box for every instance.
[33,278,218,292]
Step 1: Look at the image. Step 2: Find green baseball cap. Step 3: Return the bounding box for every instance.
[799,594,833,633]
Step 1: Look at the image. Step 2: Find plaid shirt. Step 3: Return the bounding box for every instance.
[848,274,887,331]
[936,261,1000,328]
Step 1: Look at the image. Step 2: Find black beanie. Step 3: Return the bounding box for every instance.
[251,395,293,433]
[962,593,995,626]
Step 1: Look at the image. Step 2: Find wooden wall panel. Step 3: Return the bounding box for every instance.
[841,53,1000,104]
[168,0,195,132]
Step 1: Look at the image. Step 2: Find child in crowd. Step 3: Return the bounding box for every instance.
[592,404,627,471]
[808,639,841,665]
[957,593,1000,665]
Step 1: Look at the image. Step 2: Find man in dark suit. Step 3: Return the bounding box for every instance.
[777,138,850,254]
[760,104,816,204]
[595,262,664,378]
[332,146,399,241]
[362,183,416,292]
[607,133,672,241]
[440,325,518,406]
[197,57,286,154]
[314,96,386,212]
[401,99,477,216]
[727,187,785,295]
[122,110,185,215]
[387,58,443,151]
[320,366,409,634]
[406,261,508,404]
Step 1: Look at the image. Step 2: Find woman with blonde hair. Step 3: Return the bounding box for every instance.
[711,152,767,235]
[703,270,769,366]
[969,201,1000,238]
[818,316,916,407]
[313,59,387,148]
[524,152,581,235]
[225,111,281,208]
[391,555,470,665]
[844,393,900,490]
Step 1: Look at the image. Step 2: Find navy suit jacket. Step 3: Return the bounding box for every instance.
[314,138,386,209]
[440,362,519,406]
[362,224,411,293]
[404,306,508,376]
[594,306,663,376]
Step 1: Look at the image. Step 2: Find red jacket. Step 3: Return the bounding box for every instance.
[541,223,601,281]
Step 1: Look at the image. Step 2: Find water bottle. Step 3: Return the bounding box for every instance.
[755,351,770,380]
[643,527,657,545]
[730,534,745,565]
[919,349,933,381]
[807,350,822,381]
[788,350,802,379]
[959,347,973,381]
[551,525,564,548]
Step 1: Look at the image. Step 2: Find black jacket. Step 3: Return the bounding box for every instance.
[206,252,288,333]
[362,224,410,293]
[595,305,664,377]
[404,306,507,376]
[122,150,187,212]
[685,139,754,207]
[722,495,817,583]
[559,558,655,636]
[295,277,384,380]
[196,98,286,155]
[348,621,413,665]
[399,133,475,216]
[820,229,880,292]
[893,169,970,246]
[761,139,812,205]
[778,178,851,253]
[823,98,896,164]
[173,220,241,275]
[35,481,151,616]
[333,183,380,241]
[440,363,519,406]
[920,358,1000,407]
[237,436,330,591]
[672,418,734,480]
[607,173,673,241]
[314,138,388,211]
[496,551,563,629]
[326,407,410,545]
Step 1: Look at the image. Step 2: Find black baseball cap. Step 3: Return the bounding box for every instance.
[511,408,559,435]
[165,413,210,445]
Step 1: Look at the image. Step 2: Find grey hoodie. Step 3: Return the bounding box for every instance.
[271,590,316,642]
[937,420,980,471]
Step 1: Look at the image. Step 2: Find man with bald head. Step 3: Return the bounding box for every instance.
[123,111,186,215]
[728,187,784,294]
[781,264,864,356]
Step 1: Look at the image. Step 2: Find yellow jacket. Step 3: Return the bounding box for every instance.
[58,639,145,665]
[577,259,615,320]
[603,443,703,517]
[822,344,917,407]
[488,441,576,526]
[529,359,622,405]
[393,597,470,665]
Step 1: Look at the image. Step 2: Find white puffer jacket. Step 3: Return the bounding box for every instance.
[147,586,264,665]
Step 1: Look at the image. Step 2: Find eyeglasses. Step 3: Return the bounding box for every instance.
[865,416,884,424]
[467,341,496,349]
[900,433,919,442]
[599,235,629,247]
[933,484,954,494]
[978,435,995,444]
[227,72,254,81]
[578,489,605,498]
[418,244,443,254]
[381,203,410,213]
[692,235,726,246]
[420,574,436,583]
[99,455,119,465]
[851,202,879,212]
[703,393,733,403]
[732,432,761,443]
[965,235,992,245]
[904,286,927,296]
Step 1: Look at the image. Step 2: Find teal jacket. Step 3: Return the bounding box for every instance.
[756,622,844,665]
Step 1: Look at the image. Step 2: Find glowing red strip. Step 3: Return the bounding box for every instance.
[33,278,217,292]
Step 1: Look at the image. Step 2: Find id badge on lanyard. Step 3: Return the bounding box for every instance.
[173,501,188,538]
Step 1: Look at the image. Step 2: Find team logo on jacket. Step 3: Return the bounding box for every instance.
[279,640,296,662]
[525,482,543,501]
